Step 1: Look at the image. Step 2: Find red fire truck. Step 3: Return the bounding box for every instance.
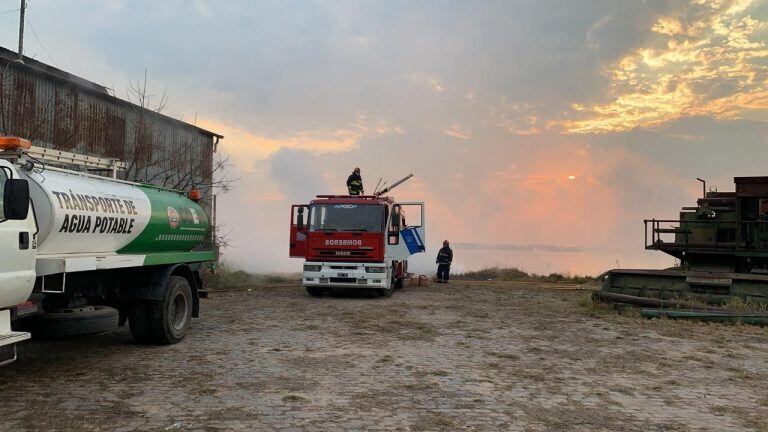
[289,175,425,297]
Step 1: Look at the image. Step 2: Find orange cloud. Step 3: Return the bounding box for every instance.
[196,116,403,172]
[489,100,543,136]
[445,124,472,140]
[561,0,768,133]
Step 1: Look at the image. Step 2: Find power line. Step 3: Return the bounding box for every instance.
[0,8,19,15]
[24,15,56,67]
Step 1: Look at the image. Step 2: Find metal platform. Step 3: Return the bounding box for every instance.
[602,268,768,305]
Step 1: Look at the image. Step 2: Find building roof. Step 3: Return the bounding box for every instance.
[0,45,224,139]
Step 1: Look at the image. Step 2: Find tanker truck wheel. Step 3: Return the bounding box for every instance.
[129,276,193,345]
[28,306,119,338]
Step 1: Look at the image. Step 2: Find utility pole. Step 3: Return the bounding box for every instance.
[17,0,26,62]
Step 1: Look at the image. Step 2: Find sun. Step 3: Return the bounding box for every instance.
[568,175,576,181]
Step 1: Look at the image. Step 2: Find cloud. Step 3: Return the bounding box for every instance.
[454,242,583,253]
[269,149,331,203]
[488,100,543,136]
[444,124,471,140]
[586,15,614,49]
[406,72,445,93]
[197,115,403,172]
[560,0,768,134]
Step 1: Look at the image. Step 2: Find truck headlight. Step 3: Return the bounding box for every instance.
[304,264,322,272]
[365,267,386,273]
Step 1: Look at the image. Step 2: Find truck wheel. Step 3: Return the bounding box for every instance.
[152,276,193,344]
[29,306,119,338]
[130,276,193,345]
[376,279,394,297]
[128,303,153,343]
[306,287,325,297]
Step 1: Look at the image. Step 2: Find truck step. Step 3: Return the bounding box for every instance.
[0,332,30,367]
[0,331,31,346]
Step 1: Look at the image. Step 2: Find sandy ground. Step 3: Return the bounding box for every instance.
[1,281,767,431]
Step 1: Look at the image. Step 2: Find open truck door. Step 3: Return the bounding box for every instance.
[398,202,426,254]
[289,204,309,258]
[385,201,426,259]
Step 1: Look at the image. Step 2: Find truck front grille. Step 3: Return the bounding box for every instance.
[330,277,357,284]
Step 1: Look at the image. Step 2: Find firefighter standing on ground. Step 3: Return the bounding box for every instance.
[347,167,364,195]
[436,240,453,283]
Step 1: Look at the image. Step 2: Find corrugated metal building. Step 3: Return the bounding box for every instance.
[0,45,223,242]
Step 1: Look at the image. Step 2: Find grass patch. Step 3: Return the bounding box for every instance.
[578,293,643,318]
[282,394,309,404]
[412,412,456,431]
[722,296,768,314]
[710,405,731,415]
[454,266,593,284]
[485,350,521,360]
[204,261,300,289]
[578,293,615,317]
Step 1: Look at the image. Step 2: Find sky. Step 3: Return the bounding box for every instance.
[1,0,767,275]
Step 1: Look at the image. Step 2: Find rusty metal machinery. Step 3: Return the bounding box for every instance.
[600,177,768,305]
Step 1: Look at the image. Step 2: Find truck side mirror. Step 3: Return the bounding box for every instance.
[4,179,30,220]
[388,206,400,245]
[391,207,401,231]
[297,206,305,231]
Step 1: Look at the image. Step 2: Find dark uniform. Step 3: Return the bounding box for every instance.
[436,242,453,283]
[347,169,364,195]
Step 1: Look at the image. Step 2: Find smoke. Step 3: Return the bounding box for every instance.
[268,149,331,203]
[453,242,584,253]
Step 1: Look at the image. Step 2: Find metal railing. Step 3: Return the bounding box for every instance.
[645,219,768,251]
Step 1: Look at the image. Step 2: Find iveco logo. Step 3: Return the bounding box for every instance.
[325,240,362,246]
[335,251,352,256]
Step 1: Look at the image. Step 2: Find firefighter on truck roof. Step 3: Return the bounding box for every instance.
[347,167,364,195]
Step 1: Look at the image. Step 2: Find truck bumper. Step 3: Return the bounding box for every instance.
[303,262,389,289]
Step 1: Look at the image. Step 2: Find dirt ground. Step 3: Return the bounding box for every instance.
[1,281,767,432]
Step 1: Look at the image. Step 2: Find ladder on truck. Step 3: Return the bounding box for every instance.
[0,136,126,178]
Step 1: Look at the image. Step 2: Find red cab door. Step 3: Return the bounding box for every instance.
[289,205,309,257]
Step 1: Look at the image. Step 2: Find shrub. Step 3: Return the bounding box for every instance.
[454,266,594,284]
[203,262,300,289]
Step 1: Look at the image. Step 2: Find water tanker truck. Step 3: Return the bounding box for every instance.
[0,137,216,366]
[289,174,426,297]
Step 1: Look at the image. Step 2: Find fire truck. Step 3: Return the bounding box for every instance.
[289,174,426,297]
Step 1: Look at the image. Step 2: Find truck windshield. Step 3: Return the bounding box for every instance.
[309,204,385,232]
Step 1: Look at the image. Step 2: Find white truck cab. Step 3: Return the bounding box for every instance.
[0,158,36,366]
